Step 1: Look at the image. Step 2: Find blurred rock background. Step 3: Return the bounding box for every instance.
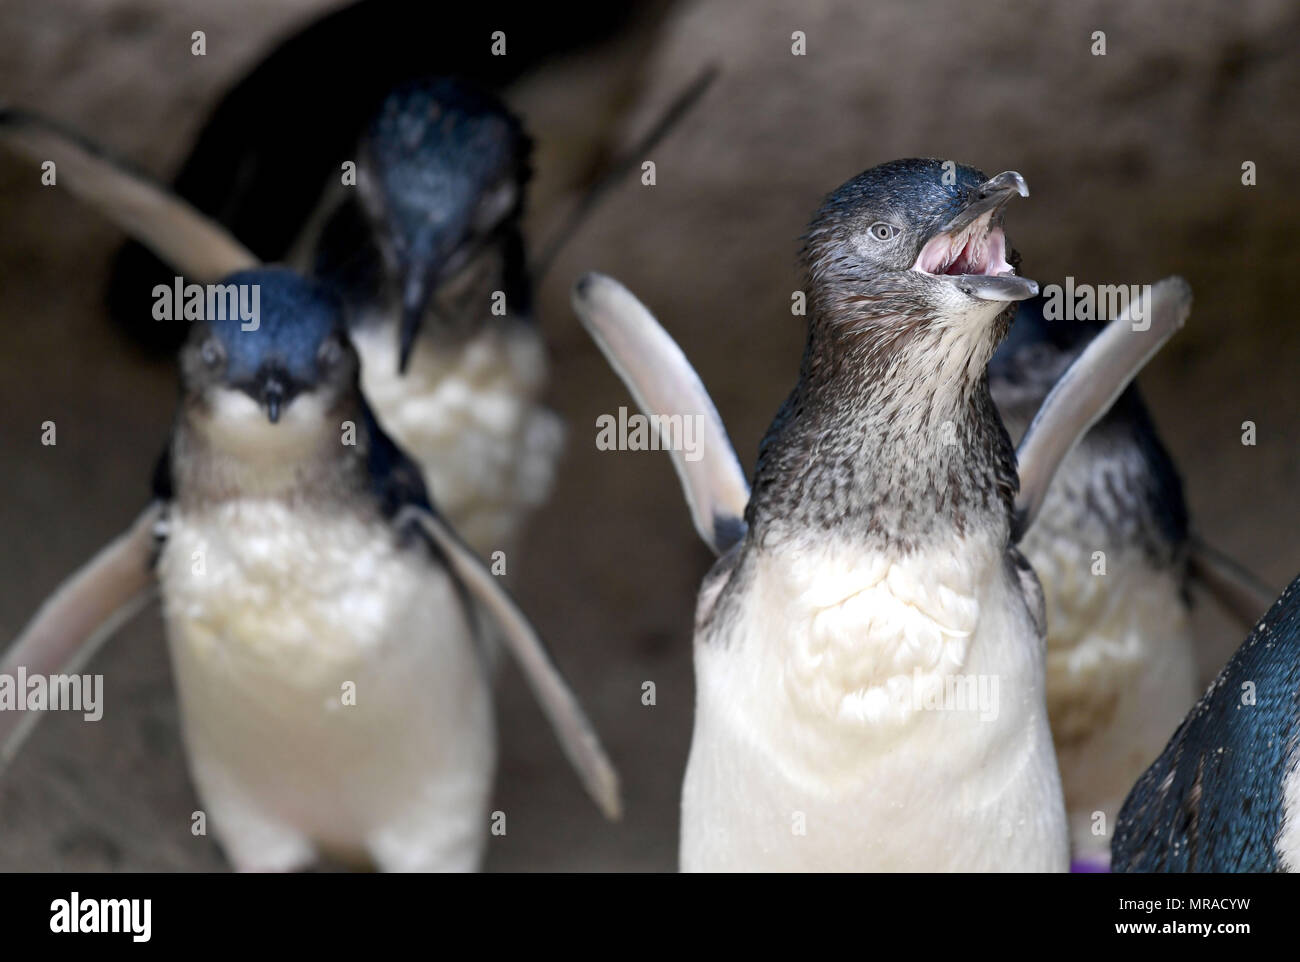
[0,0,1295,870]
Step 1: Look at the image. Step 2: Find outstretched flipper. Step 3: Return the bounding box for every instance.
[0,503,162,771]
[1188,535,1277,628]
[571,272,750,554]
[396,505,622,821]
[0,108,257,281]
[1013,276,1192,542]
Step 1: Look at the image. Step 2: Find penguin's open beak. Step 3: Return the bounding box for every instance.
[913,171,1038,302]
[939,171,1029,234]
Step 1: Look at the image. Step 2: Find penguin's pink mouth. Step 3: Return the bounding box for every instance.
[912,214,1014,278]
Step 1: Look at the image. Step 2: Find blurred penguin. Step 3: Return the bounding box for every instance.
[991,293,1276,868]
[297,77,562,558]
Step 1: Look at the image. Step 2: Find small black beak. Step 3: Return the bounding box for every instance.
[255,369,291,424]
[263,382,284,424]
[394,217,489,374]
[939,171,1029,234]
[398,271,433,375]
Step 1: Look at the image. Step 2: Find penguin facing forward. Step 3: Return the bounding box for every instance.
[0,268,620,871]
[573,159,1190,871]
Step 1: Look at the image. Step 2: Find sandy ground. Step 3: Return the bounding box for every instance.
[0,0,1297,871]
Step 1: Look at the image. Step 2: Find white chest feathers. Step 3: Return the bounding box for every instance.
[352,321,563,557]
[682,531,1068,871]
[1023,524,1197,861]
[156,501,495,871]
[1280,758,1300,872]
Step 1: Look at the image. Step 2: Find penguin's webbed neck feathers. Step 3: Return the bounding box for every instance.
[746,340,1018,551]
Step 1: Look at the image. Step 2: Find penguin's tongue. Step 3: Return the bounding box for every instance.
[912,216,1013,277]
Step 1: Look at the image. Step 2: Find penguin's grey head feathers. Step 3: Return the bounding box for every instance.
[801,159,1036,347]
[746,160,1032,548]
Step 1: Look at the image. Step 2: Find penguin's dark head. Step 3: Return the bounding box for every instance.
[358,78,530,372]
[801,158,1037,341]
[181,268,359,433]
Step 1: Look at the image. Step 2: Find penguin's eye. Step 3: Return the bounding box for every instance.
[199,338,225,369]
[473,180,517,233]
[868,222,899,241]
[317,336,345,370]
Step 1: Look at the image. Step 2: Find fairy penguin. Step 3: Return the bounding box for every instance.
[678,159,1069,871]
[153,268,497,870]
[310,79,563,557]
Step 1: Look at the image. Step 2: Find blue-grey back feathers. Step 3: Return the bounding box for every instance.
[1112,574,1300,872]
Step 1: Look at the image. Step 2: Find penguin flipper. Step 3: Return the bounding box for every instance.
[395,505,623,821]
[0,503,163,772]
[1187,535,1277,628]
[571,272,750,555]
[0,108,258,281]
[1013,276,1192,542]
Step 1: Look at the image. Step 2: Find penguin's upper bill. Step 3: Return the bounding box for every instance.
[359,79,530,373]
[803,158,1038,309]
[182,267,356,427]
[912,170,1034,300]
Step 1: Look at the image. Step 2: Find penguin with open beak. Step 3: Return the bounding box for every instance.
[573,158,1189,870]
